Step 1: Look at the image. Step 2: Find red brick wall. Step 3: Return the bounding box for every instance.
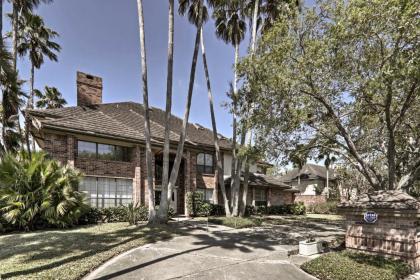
[294,194,327,207]
[44,133,68,164]
[269,189,295,206]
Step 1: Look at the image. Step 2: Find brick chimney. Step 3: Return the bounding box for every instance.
[77,71,103,106]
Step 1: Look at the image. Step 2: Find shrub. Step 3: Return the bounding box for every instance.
[79,204,149,224]
[0,152,88,230]
[301,251,411,280]
[289,202,306,215]
[245,203,306,216]
[307,201,337,214]
[186,191,224,217]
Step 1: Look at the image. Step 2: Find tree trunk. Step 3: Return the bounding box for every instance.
[200,28,231,216]
[231,42,240,217]
[0,0,3,40]
[25,63,35,158]
[12,2,18,71]
[167,9,203,210]
[136,0,156,222]
[240,0,259,217]
[157,0,174,222]
[326,168,329,198]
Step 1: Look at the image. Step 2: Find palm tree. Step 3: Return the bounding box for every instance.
[213,0,246,216]
[318,153,337,198]
[156,0,175,222]
[0,40,23,153]
[136,0,156,222]
[10,0,53,70]
[16,12,60,156]
[163,0,205,218]
[34,86,66,109]
[174,0,231,216]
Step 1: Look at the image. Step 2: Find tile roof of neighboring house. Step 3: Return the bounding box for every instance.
[224,173,297,190]
[279,163,336,183]
[28,102,232,150]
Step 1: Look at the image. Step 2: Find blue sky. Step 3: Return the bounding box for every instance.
[2,0,315,140]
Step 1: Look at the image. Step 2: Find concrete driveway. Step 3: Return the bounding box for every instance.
[85,221,319,280]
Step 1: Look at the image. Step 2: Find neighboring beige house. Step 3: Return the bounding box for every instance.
[279,164,337,206]
[28,72,297,215]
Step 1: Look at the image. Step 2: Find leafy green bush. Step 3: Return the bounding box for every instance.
[307,201,338,214]
[186,191,224,217]
[289,202,306,215]
[79,204,149,224]
[301,251,411,280]
[245,203,306,216]
[0,152,88,230]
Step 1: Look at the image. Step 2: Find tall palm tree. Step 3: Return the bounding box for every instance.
[174,0,231,216]
[213,0,246,216]
[157,0,174,222]
[0,39,23,154]
[34,86,66,109]
[9,0,53,151]
[164,0,205,218]
[136,0,156,222]
[16,12,60,156]
[318,153,337,198]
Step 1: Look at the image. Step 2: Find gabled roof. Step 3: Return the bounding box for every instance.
[279,163,336,183]
[28,102,232,150]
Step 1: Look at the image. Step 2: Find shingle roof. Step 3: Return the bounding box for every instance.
[28,102,232,150]
[279,163,336,183]
[224,173,294,190]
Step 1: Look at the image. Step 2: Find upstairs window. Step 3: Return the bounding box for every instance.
[77,141,130,162]
[197,153,214,174]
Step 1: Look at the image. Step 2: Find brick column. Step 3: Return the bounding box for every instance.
[133,145,142,204]
[67,136,75,167]
[142,150,155,207]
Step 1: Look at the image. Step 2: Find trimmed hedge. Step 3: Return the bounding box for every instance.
[245,202,306,216]
[301,251,411,280]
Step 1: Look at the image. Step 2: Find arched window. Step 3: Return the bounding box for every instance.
[197,153,214,174]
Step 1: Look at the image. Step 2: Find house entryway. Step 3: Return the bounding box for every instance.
[154,153,185,214]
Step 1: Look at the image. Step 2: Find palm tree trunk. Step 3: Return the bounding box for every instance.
[231,42,240,216]
[12,2,18,71]
[240,0,260,217]
[167,14,203,212]
[0,0,3,40]
[326,168,329,198]
[157,0,174,222]
[25,63,35,157]
[136,0,156,222]
[200,28,231,216]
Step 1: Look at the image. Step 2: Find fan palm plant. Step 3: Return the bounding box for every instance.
[34,86,66,109]
[0,152,87,230]
[213,0,247,216]
[15,12,60,156]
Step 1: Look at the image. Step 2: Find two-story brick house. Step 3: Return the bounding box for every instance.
[28,72,297,215]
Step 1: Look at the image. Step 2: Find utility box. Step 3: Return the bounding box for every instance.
[338,191,420,271]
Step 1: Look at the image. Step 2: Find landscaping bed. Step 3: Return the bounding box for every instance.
[0,223,176,280]
[208,217,263,229]
[301,251,411,280]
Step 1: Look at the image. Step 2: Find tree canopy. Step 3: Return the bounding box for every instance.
[238,0,420,192]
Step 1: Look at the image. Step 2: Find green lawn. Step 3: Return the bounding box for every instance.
[0,223,177,280]
[301,251,411,280]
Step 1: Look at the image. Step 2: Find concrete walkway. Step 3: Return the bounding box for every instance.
[85,221,318,280]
